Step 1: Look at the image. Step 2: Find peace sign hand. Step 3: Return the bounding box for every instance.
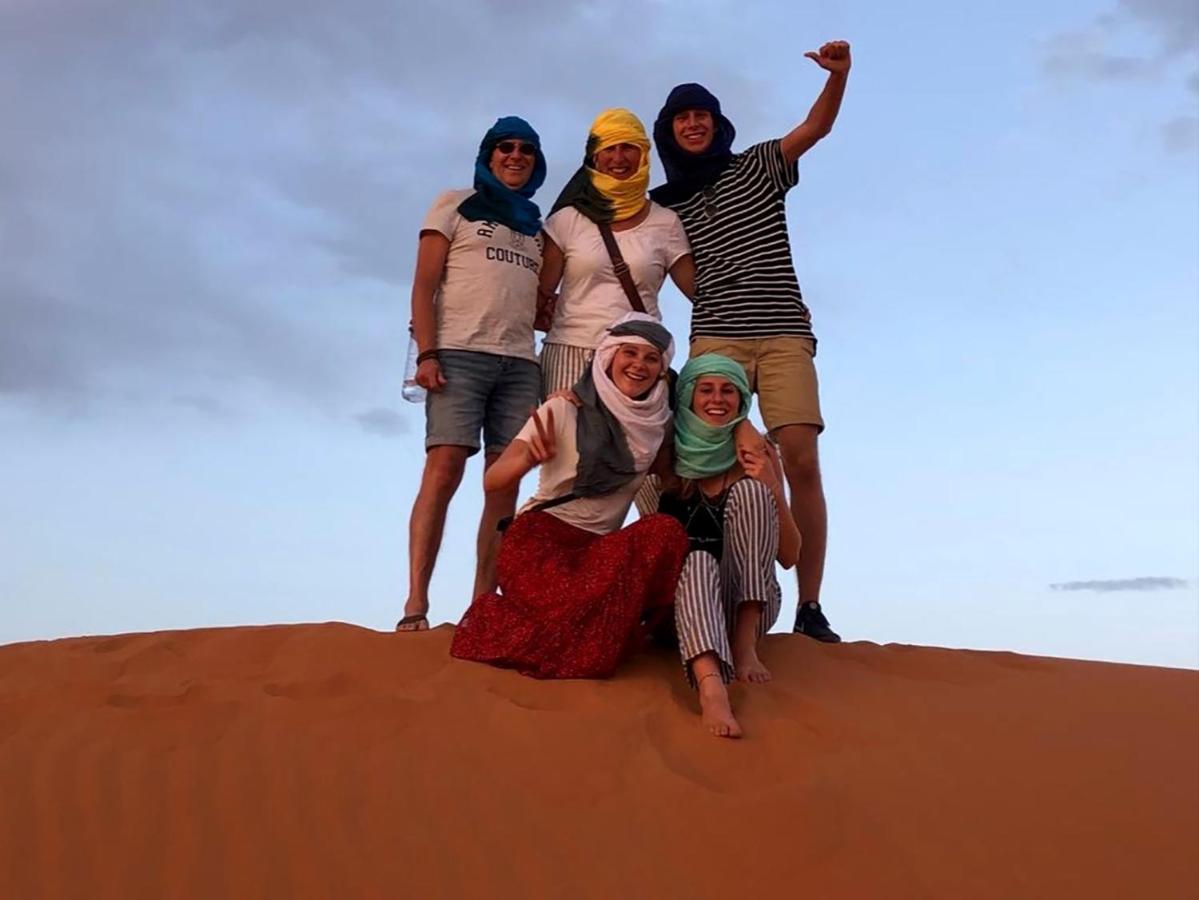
[527,406,558,463]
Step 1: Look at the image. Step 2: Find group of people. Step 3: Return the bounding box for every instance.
[400,41,852,738]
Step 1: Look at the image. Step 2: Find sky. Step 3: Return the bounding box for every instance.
[2,0,1197,669]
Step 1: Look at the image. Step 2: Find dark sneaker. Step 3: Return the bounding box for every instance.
[794,602,841,643]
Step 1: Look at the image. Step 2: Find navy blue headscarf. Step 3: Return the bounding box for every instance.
[457,116,547,236]
[649,83,736,207]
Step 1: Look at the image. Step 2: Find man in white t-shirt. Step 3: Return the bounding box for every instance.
[398,118,546,632]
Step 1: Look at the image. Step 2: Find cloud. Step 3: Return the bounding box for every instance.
[1162,115,1199,152]
[354,406,408,437]
[1041,0,1198,150]
[173,394,237,421]
[1043,0,1199,78]
[1049,577,1190,593]
[0,0,767,420]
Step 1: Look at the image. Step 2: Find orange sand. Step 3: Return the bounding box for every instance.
[1,623,1195,900]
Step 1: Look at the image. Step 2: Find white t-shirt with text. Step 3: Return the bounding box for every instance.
[421,189,543,362]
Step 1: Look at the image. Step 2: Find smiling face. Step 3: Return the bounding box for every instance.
[690,375,740,426]
[593,142,643,180]
[488,139,536,189]
[672,109,715,155]
[609,343,665,398]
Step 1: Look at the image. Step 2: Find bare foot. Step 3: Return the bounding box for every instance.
[698,676,743,739]
[733,643,772,684]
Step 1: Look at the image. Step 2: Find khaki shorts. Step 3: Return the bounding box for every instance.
[689,335,824,434]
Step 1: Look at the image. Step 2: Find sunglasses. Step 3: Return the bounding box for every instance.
[495,140,537,156]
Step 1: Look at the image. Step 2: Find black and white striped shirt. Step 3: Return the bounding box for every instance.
[664,140,813,341]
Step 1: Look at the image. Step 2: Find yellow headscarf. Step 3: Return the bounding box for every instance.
[551,108,652,223]
[588,108,651,221]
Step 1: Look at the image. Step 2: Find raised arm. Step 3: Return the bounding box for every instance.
[780,40,852,165]
[411,230,451,391]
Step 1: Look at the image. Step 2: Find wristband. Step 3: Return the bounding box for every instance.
[416,349,440,365]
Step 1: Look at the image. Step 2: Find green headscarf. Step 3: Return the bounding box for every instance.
[673,354,752,479]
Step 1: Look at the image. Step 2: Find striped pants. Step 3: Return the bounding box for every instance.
[539,342,592,397]
[540,340,660,517]
[674,479,782,686]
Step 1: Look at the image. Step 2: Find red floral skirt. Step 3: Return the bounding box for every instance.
[450,511,689,679]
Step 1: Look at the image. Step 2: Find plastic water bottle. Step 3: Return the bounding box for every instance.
[401,333,426,404]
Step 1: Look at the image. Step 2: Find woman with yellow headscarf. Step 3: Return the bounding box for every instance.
[538,108,696,397]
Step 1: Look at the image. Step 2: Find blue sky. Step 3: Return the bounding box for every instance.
[3,0,1197,668]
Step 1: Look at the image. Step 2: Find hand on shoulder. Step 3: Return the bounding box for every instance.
[740,442,784,492]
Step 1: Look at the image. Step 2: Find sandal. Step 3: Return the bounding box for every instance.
[395,614,429,633]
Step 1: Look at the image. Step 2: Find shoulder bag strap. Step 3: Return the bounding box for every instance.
[596,222,646,314]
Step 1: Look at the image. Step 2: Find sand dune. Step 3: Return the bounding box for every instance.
[1,623,1195,899]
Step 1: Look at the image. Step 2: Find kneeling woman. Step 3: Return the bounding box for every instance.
[450,314,689,679]
[659,354,800,738]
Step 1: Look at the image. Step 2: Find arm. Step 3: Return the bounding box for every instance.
[733,418,767,461]
[668,254,696,301]
[772,481,801,570]
[780,40,852,165]
[741,444,801,569]
[650,424,676,478]
[483,439,539,494]
[411,230,451,391]
[483,405,559,494]
[535,235,565,331]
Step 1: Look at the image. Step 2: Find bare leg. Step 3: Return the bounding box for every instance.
[774,424,827,604]
[473,451,518,599]
[732,601,771,683]
[691,652,742,739]
[402,445,470,629]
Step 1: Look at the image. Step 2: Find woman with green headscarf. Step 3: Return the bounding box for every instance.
[537,108,696,398]
[658,353,801,739]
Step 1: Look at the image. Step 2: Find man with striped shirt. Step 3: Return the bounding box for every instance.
[650,40,851,642]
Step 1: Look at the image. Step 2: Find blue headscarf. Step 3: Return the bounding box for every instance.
[457,116,546,237]
[673,354,752,480]
[649,83,736,207]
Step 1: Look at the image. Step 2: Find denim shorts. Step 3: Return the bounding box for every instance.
[425,350,541,456]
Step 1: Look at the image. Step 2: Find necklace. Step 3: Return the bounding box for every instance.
[683,470,731,542]
[699,470,732,507]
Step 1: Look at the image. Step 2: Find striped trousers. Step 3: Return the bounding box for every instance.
[540,340,661,517]
[674,479,782,686]
[539,342,592,397]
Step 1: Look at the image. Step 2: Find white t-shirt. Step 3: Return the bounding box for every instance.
[543,203,690,348]
[513,397,659,535]
[421,189,543,362]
